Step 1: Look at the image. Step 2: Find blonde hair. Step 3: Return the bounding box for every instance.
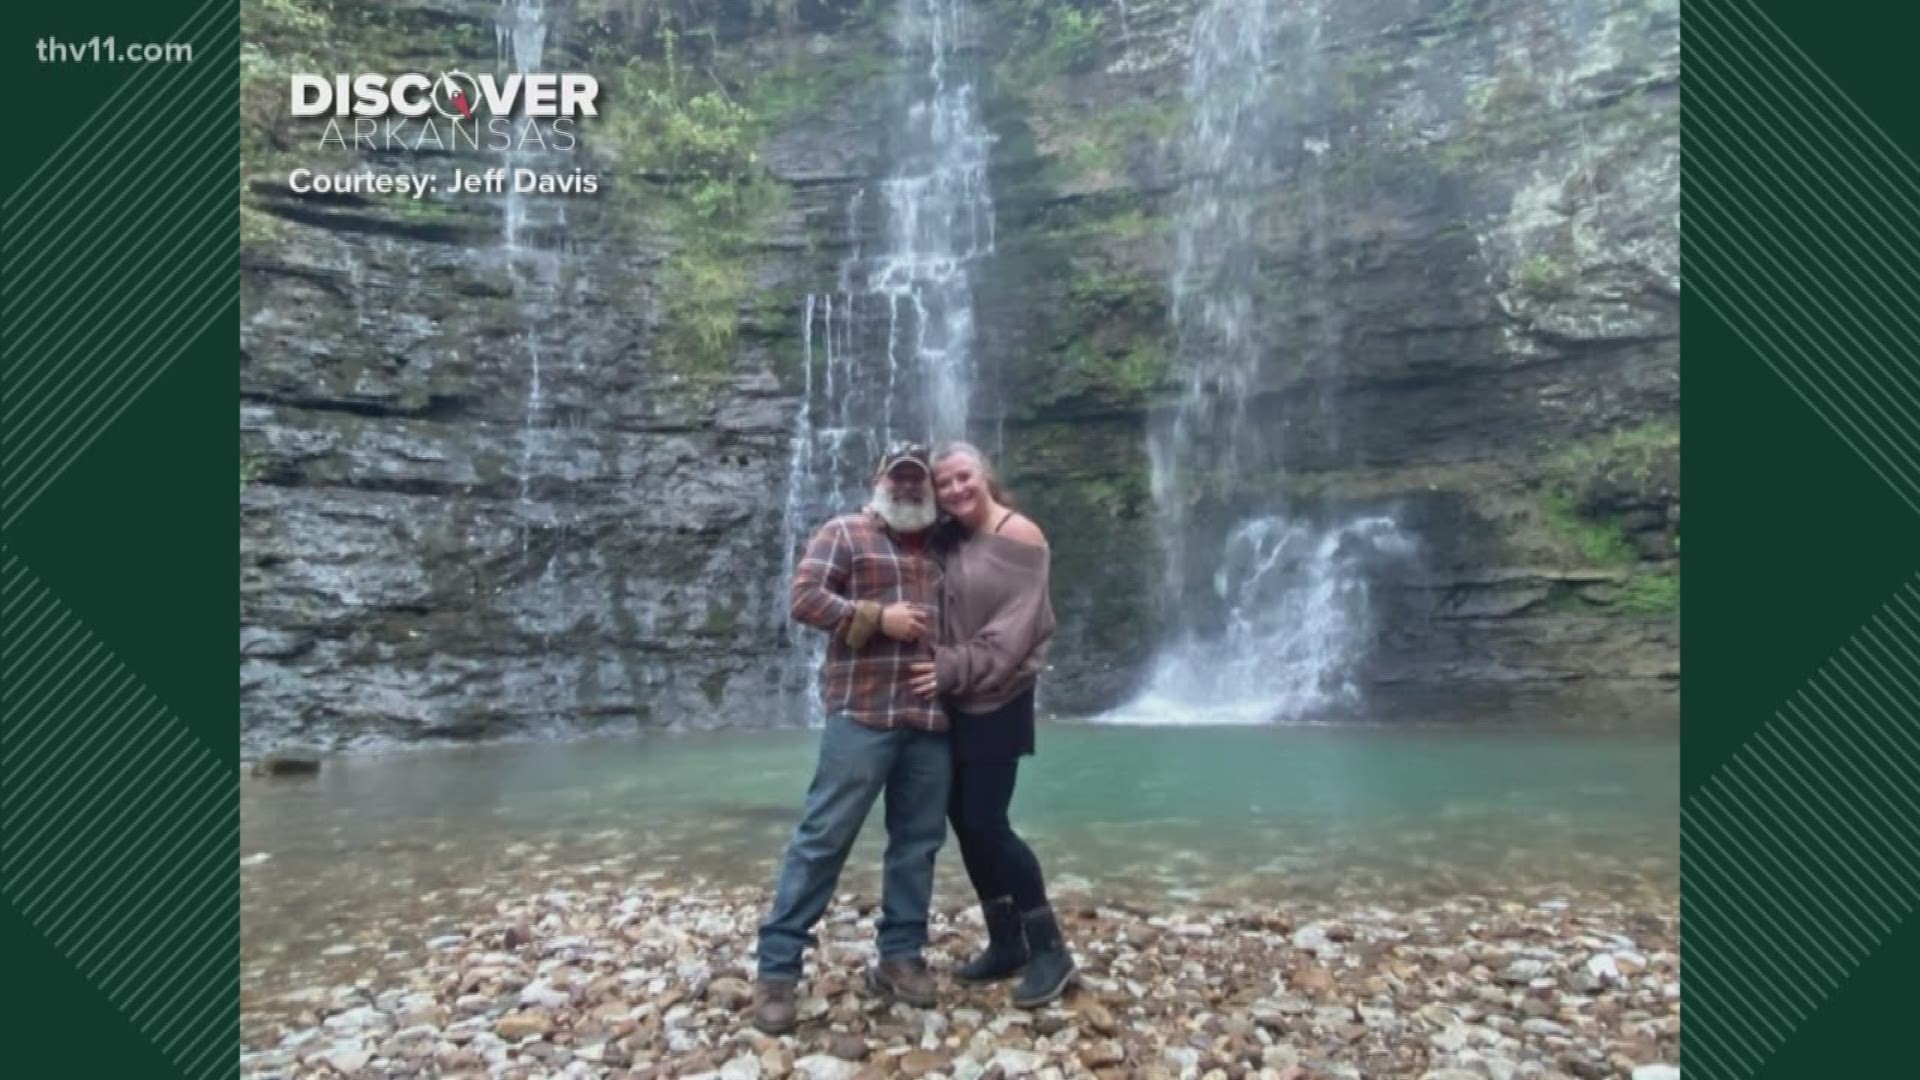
[932,441,1014,508]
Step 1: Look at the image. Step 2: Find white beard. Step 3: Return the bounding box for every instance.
[871,483,937,533]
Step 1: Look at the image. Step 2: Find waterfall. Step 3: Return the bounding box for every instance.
[778,0,997,723]
[497,0,563,544]
[1103,0,1415,727]
[495,0,575,729]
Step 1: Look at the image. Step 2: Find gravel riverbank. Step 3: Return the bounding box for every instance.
[241,881,1679,1080]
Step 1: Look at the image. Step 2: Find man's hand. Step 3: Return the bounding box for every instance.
[909,659,940,699]
[880,602,929,643]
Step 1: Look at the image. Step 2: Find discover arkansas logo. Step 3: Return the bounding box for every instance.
[291,70,600,151]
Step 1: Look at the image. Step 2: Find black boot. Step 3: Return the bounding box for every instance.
[954,897,1029,983]
[1011,906,1077,1008]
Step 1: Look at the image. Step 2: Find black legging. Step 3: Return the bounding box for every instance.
[947,759,1048,912]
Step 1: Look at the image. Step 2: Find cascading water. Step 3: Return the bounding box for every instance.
[497,0,561,531]
[777,0,997,722]
[495,0,579,727]
[1104,0,1415,726]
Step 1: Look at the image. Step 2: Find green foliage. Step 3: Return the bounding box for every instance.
[700,592,746,634]
[1614,572,1680,615]
[576,1,804,35]
[1319,134,1469,195]
[1046,96,1184,186]
[663,256,754,364]
[240,165,281,250]
[1427,137,1477,176]
[1035,204,1168,252]
[1464,66,1541,121]
[1095,97,1183,147]
[593,11,893,374]
[700,669,729,706]
[749,48,892,127]
[1102,338,1174,394]
[241,202,279,249]
[1066,265,1156,312]
[239,2,331,250]
[1534,421,1680,612]
[997,0,1107,88]
[1513,253,1572,295]
[1546,419,1679,489]
[240,452,265,490]
[1331,48,1406,114]
[1058,137,1120,182]
[241,0,334,161]
[1081,468,1152,520]
[601,30,790,373]
[1100,209,1162,242]
[1059,268,1171,394]
[1025,336,1173,415]
[1540,490,1635,567]
[247,0,328,36]
[608,30,765,204]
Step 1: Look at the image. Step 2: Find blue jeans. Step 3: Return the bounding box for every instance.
[757,713,952,980]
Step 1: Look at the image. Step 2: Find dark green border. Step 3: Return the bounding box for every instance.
[1685,0,1920,1077]
[4,0,1919,1077]
[3,1,237,1078]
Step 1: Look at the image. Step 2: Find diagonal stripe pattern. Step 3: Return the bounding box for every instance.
[1681,577,1920,1080]
[0,547,237,1080]
[1685,0,1920,520]
[1,3,237,529]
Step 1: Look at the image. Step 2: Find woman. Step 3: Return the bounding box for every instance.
[908,442,1075,1008]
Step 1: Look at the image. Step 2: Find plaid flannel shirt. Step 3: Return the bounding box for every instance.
[790,509,946,732]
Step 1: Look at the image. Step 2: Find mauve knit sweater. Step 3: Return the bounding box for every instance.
[933,530,1056,714]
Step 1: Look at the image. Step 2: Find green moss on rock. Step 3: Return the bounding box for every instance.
[1539,490,1636,568]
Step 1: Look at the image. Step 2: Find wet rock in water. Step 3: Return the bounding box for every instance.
[250,749,321,777]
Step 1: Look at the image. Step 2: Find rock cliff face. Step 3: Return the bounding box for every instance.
[240,0,1678,751]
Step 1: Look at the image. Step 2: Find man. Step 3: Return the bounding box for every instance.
[754,441,951,1034]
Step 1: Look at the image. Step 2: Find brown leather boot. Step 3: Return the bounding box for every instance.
[865,957,937,1008]
[751,977,798,1035]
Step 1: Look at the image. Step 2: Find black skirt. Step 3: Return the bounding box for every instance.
[945,687,1036,764]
